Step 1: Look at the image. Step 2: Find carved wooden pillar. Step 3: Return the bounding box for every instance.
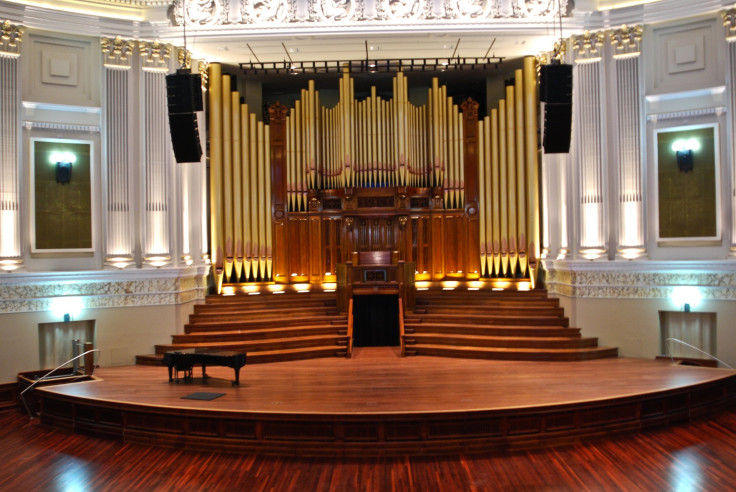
[462,98,481,279]
[269,102,289,282]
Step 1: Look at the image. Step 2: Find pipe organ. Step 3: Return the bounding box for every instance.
[208,65,273,292]
[478,57,540,283]
[207,56,540,292]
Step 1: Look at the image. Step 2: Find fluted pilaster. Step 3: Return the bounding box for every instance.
[573,31,607,259]
[611,26,645,259]
[102,37,135,268]
[0,20,23,271]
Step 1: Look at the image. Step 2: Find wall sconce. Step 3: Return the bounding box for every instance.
[50,151,76,184]
[671,139,700,173]
[50,296,85,321]
[671,286,702,312]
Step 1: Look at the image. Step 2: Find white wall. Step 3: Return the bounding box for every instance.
[0,301,195,383]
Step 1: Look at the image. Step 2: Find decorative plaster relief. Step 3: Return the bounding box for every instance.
[545,260,736,301]
[0,268,209,314]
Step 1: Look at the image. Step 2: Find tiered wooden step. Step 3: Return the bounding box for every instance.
[136,291,349,366]
[403,289,618,361]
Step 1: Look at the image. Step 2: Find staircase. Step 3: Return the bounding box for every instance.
[402,289,618,361]
[136,291,350,366]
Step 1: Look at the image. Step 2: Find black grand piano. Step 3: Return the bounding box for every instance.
[163,349,247,385]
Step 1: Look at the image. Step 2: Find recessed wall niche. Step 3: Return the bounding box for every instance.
[38,320,96,369]
[655,124,719,243]
[31,138,94,252]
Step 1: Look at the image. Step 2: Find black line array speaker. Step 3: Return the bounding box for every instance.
[543,103,572,154]
[540,63,573,153]
[540,63,573,104]
[166,71,203,163]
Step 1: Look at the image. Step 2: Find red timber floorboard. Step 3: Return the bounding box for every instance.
[3,406,736,490]
[32,347,736,461]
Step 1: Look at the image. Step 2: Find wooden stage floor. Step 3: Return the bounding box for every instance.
[37,348,736,456]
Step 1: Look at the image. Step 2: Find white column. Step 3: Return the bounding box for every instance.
[726,9,736,255]
[102,37,135,269]
[139,42,174,268]
[573,32,607,260]
[0,22,23,271]
[611,26,645,259]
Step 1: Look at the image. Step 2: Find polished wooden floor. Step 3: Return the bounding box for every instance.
[3,405,736,491]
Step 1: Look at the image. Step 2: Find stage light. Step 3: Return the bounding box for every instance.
[671,286,702,312]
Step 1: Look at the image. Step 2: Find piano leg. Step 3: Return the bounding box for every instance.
[201,364,209,381]
[233,367,241,386]
[167,365,173,382]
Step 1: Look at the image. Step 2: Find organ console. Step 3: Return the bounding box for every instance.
[207,56,540,295]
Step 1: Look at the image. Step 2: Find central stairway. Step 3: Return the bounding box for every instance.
[402,289,618,361]
[137,287,617,366]
[136,291,350,366]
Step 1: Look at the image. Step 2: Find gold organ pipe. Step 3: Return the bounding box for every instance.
[514,69,528,278]
[257,120,267,280]
[483,116,493,276]
[505,85,518,276]
[370,86,377,187]
[208,63,224,292]
[241,106,252,279]
[459,111,465,208]
[315,88,322,190]
[287,108,294,211]
[498,100,508,276]
[221,74,234,280]
[523,56,540,287]
[296,99,305,211]
[265,124,273,279]
[232,92,243,281]
[445,97,459,208]
[491,109,501,277]
[444,97,451,207]
[478,119,487,276]
[248,113,258,277]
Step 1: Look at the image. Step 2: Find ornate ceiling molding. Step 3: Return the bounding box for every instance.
[169,0,568,26]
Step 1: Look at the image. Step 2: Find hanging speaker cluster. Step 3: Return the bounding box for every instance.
[166,69,203,163]
[540,63,573,154]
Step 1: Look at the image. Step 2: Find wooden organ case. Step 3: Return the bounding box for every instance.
[207,57,540,301]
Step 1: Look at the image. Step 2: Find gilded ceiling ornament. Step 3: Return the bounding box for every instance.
[572,30,605,60]
[724,8,736,40]
[1,19,24,56]
[199,61,210,87]
[101,36,135,68]
[177,47,192,69]
[610,25,642,57]
[139,40,171,71]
